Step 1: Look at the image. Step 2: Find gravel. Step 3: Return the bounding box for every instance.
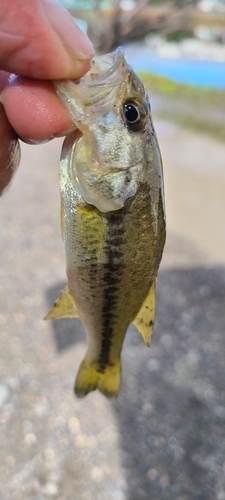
[0,125,225,499]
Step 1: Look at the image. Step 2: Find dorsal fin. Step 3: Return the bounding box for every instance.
[133,282,156,347]
[44,285,78,320]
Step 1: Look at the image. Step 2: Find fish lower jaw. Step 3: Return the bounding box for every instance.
[70,166,133,213]
[67,135,144,212]
[71,166,142,213]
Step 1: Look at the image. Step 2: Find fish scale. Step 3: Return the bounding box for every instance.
[98,216,125,369]
[65,184,164,384]
[46,48,166,399]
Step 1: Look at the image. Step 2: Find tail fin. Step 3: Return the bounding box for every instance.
[74,356,121,400]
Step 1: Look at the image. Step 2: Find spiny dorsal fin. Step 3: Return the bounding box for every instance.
[133,282,156,347]
[44,285,78,320]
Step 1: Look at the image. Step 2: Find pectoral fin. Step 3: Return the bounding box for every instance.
[133,282,156,347]
[44,285,78,320]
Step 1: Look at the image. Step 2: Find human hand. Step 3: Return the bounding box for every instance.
[0,0,94,194]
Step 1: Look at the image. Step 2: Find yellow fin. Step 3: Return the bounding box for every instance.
[75,356,121,400]
[133,282,156,347]
[44,285,78,320]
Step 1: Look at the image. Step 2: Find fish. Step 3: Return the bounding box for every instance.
[45,47,166,400]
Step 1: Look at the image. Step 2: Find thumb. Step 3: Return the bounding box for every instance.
[0,0,94,80]
[0,103,20,196]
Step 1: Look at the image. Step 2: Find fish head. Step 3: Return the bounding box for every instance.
[55,47,163,214]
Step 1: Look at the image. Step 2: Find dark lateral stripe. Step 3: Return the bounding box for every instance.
[98,216,124,371]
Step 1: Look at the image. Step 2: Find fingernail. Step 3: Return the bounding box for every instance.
[53,124,77,138]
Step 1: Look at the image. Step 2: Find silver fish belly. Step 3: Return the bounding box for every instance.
[45,47,166,400]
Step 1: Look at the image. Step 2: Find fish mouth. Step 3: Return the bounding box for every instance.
[76,46,128,107]
[87,46,126,86]
[54,47,130,127]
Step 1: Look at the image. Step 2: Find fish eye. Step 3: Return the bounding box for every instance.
[122,99,146,132]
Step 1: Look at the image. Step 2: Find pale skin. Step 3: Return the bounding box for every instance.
[0,0,95,194]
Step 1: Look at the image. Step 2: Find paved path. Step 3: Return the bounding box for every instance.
[159,119,225,265]
[0,121,225,500]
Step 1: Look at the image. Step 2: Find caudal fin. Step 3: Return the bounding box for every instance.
[74,357,121,400]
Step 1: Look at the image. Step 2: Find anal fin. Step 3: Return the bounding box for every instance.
[133,282,156,347]
[44,284,78,320]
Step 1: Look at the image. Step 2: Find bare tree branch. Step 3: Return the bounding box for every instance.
[70,1,194,54]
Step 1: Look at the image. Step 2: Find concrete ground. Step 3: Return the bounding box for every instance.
[0,116,225,500]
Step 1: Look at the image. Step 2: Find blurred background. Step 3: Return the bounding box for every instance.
[0,1,225,499]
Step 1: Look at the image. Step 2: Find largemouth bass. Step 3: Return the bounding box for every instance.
[46,47,166,400]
